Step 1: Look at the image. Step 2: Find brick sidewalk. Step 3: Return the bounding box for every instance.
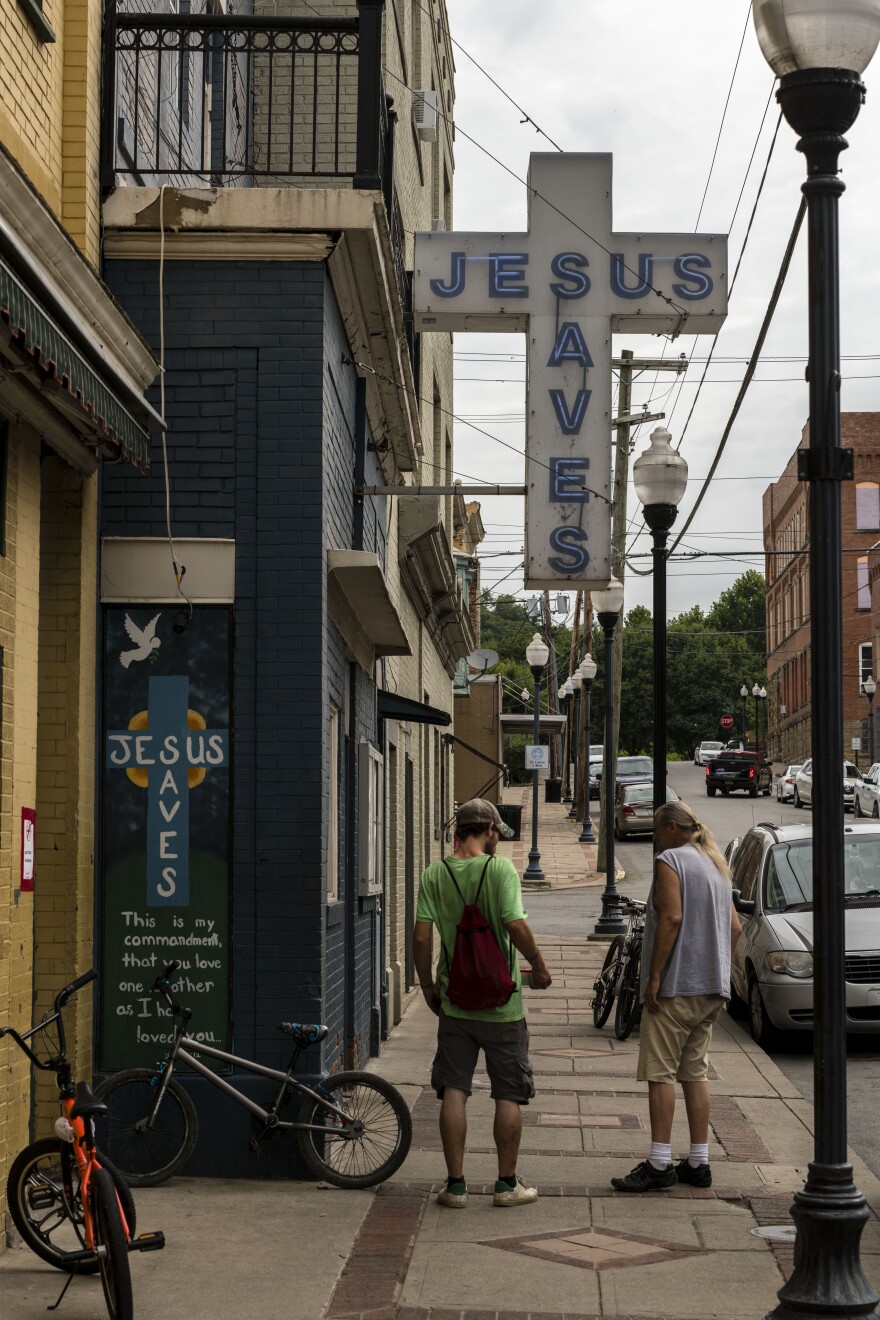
[495,785,620,891]
[330,938,880,1320]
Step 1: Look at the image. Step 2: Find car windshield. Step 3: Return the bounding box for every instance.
[787,765,802,775]
[625,785,653,803]
[845,763,862,779]
[619,757,653,775]
[763,835,880,910]
[702,742,724,750]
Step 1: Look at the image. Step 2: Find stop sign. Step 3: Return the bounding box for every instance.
[720,714,734,729]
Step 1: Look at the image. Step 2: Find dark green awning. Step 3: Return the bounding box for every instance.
[0,256,151,471]
[377,691,451,726]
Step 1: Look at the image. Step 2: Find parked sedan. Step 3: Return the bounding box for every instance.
[592,755,653,794]
[694,740,725,766]
[587,746,604,800]
[613,781,679,839]
[854,764,880,819]
[730,821,880,1047]
[776,764,803,802]
[793,760,862,811]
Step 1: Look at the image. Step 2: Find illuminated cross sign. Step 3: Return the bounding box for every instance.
[413,154,728,589]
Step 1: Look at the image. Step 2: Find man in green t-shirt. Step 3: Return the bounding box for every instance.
[413,798,552,1210]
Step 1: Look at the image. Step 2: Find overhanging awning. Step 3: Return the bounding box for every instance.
[0,256,152,471]
[377,691,451,726]
[327,549,411,657]
[500,713,567,736]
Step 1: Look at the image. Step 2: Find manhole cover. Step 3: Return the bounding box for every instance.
[750,1225,797,1242]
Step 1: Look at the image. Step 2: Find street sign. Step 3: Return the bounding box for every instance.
[525,744,550,770]
[852,737,862,751]
[720,714,734,729]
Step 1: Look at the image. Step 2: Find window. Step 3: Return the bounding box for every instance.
[858,556,870,610]
[732,836,762,902]
[856,482,880,530]
[328,706,339,901]
[859,642,874,692]
[358,742,384,896]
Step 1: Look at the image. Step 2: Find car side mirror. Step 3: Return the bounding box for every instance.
[731,887,755,916]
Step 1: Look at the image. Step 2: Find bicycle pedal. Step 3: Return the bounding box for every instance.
[248,1137,263,1154]
[129,1231,165,1253]
[27,1182,59,1211]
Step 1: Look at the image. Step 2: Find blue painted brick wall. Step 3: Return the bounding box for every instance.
[102,259,384,1172]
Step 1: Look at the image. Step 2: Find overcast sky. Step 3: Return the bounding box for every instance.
[441,0,880,625]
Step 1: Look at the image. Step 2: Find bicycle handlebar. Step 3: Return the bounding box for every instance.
[55,969,97,1013]
[153,962,185,1016]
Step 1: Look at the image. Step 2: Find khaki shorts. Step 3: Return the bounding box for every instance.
[637,994,725,1084]
[430,1012,535,1104]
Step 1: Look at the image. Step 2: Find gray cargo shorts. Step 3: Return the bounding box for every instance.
[430,1011,535,1105]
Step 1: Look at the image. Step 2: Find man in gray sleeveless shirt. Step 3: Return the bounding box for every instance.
[611,805,741,1193]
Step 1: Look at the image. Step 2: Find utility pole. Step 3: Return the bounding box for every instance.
[596,351,687,872]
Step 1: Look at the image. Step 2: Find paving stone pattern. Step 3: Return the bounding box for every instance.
[324,916,880,1319]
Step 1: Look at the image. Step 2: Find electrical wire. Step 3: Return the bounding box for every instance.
[694,2,753,231]
[669,197,807,555]
[158,186,193,618]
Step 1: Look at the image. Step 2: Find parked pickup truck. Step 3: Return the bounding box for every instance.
[705,751,772,798]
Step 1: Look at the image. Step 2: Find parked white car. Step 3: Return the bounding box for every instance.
[776,764,803,802]
[854,763,880,819]
[793,759,862,811]
[694,740,725,766]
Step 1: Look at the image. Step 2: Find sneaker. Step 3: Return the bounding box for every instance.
[437,1183,468,1209]
[493,1175,539,1207]
[676,1159,712,1188]
[611,1160,678,1193]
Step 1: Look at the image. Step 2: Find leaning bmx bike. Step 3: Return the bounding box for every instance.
[95,962,412,1189]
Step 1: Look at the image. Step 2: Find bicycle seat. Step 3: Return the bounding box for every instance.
[277,1022,329,1045]
[70,1081,109,1121]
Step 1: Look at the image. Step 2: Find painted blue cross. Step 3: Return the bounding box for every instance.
[106,676,229,907]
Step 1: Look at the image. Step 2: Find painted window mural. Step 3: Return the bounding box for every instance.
[101,606,232,1069]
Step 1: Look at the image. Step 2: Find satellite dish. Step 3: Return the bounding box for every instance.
[467,648,499,674]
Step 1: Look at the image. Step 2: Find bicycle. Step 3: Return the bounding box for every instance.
[590,898,646,1038]
[613,901,646,1041]
[2,970,164,1320]
[94,962,412,1189]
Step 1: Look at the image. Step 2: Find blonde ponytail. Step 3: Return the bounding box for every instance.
[655,800,730,879]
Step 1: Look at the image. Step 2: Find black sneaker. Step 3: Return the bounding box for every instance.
[676,1159,712,1188]
[611,1160,677,1193]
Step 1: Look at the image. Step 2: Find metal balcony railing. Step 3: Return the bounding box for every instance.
[100,4,409,315]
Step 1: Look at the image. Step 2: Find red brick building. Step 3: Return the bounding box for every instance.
[763,415,880,768]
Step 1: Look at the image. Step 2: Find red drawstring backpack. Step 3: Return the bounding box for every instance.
[441,857,516,1011]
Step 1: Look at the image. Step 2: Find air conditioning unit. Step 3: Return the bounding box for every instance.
[413,90,438,142]
[431,216,446,232]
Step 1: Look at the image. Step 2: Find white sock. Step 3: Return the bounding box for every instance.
[688,1143,709,1168]
[648,1142,672,1170]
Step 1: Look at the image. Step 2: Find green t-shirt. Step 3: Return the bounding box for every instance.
[416,853,527,1022]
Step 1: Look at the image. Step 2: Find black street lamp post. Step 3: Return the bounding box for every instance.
[568,670,582,819]
[752,3,880,1317]
[864,676,876,765]
[559,682,572,802]
[752,682,767,761]
[579,654,598,843]
[592,579,626,937]
[524,633,550,883]
[633,426,689,816]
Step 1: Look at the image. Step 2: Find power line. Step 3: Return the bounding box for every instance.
[694,2,754,230]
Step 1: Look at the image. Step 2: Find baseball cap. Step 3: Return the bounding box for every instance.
[455,798,515,839]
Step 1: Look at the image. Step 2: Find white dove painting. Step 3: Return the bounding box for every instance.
[120,613,162,669]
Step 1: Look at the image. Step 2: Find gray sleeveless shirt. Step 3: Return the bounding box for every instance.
[640,844,732,1000]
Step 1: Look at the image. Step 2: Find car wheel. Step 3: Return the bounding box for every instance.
[748,974,786,1052]
[794,788,803,809]
[749,787,758,799]
[854,797,862,817]
[706,787,716,797]
[723,788,731,797]
[874,803,879,820]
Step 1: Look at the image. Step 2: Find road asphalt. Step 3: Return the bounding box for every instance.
[1,774,879,1320]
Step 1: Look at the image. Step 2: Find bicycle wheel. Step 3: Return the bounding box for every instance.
[89,1166,133,1320]
[614,951,643,1041]
[95,1068,198,1186]
[6,1138,136,1273]
[592,936,623,1029]
[295,1071,412,1189]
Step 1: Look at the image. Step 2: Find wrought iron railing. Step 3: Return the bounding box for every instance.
[100,4,409,319]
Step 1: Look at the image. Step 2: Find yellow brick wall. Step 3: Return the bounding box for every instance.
[33,458,98,1125]
[0,0,103,265]
[0,425,41,1207]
